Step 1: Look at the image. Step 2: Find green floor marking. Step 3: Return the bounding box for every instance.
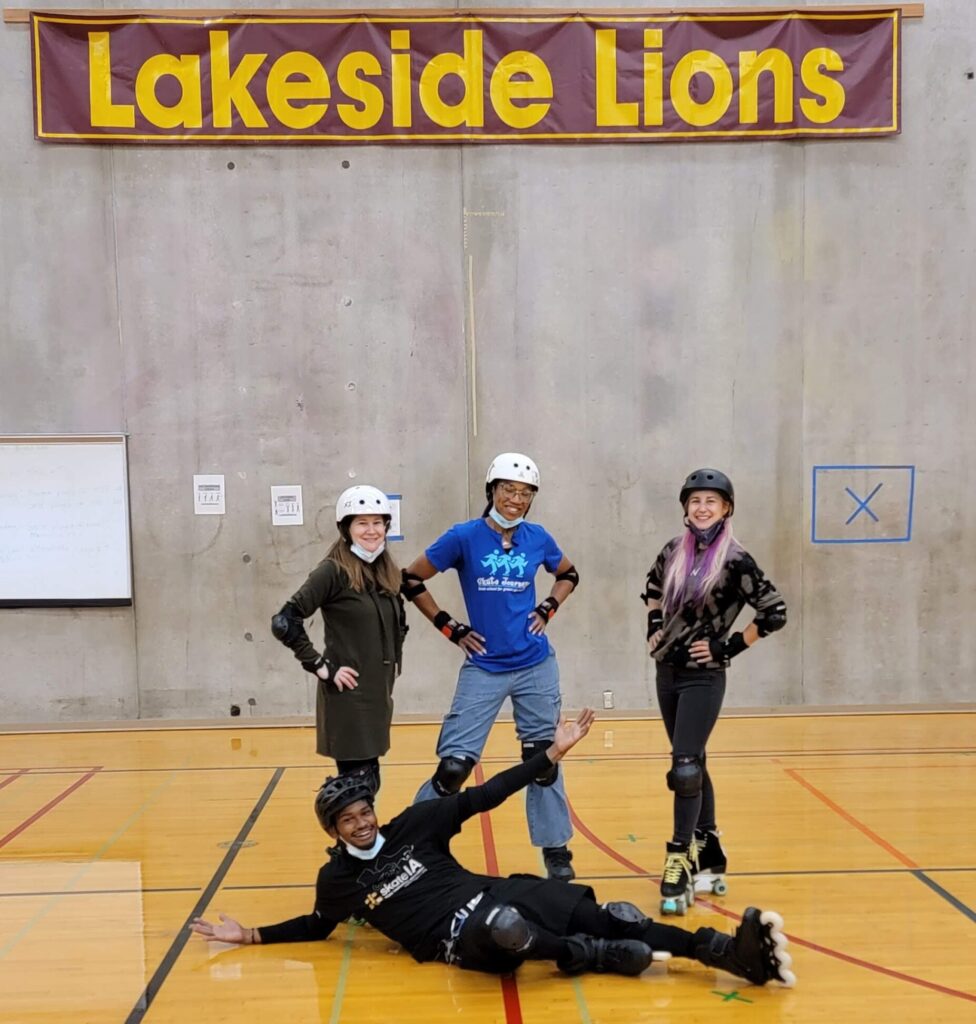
[328,920,360,1024]
[711,989,753,1004]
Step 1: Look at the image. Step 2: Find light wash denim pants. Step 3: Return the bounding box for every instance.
[414,649,573,848]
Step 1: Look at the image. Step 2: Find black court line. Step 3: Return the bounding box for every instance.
[4,866,973,902]
[911,870,976,923]
[123,767,284,1024]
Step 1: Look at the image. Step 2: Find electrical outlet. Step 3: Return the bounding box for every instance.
[602,690,614,709]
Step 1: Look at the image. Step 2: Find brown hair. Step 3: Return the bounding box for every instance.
[326,529,401,595]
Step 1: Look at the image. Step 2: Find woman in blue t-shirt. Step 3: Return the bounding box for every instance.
[401,453,581,881]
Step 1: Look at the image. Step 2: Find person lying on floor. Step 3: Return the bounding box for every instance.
[192,708,794,987]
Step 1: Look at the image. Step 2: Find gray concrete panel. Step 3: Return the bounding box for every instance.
[1,4,974,722]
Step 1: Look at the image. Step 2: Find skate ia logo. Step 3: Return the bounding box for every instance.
[358,845,427,909]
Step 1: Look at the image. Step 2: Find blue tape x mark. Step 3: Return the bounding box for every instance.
[845,483,883,525]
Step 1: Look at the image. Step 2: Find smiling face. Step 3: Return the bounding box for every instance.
[328,799,378,849]
[685,490,730,529]
[492,480,536,521]
[347,515,388,552]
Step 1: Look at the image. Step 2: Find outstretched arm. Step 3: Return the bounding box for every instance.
[192,910,337,945]
[460,709,596,819]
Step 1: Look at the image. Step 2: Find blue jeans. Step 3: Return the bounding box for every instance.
[414,650,573,848]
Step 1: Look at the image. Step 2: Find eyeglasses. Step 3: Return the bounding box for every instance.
[497,483,535,502]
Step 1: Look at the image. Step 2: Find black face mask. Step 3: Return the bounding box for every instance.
[688,519,726,547]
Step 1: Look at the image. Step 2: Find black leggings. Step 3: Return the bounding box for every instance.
[455,890,697,973]
[655,663,726,845]
[335,758,381,793]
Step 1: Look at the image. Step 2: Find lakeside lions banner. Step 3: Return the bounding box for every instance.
[30,9,901,144]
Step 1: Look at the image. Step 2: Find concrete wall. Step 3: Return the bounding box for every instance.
[2,1,974,723]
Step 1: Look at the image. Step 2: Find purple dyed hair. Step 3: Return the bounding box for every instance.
[661,518,740,615]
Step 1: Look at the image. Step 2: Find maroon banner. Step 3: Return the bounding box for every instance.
[30,9,901,143]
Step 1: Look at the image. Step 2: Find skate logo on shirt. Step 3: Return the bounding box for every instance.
[478,549,531,592]
[358,845,427,909]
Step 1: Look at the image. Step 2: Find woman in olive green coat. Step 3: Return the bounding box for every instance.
[272,485,407,790]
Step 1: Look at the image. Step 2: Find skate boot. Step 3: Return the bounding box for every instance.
[543,845,575,882]
[659,840,695,916]
[694,907,796,987]
[557,935,654,976]
[691,828,728,896]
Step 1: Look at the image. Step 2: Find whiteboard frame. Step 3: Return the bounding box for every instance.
[0,433,133,608]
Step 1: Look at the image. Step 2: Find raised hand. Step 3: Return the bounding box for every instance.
[550,708,596,759]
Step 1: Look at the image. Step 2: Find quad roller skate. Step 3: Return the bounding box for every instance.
[659,841,695,916]
[691,828,728,897]
[695,907,796,987]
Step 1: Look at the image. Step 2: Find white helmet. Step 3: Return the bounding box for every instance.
[486,452,540,490]
[335,485,391,523]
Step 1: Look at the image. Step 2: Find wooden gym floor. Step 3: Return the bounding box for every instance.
[1,710,974,1023]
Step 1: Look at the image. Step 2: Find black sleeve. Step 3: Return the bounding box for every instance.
[257,911,339,945]
[276,560,345,666]
[641,540,676,603]
[456,752,553,821]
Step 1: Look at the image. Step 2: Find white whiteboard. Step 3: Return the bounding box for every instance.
[0,435,132,605]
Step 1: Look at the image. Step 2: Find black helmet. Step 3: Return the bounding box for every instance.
[679,469,734,514]
[314,769,376,832]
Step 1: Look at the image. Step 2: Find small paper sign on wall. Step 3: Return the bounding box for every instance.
[193,474,225,515]
[387,494,403,541]
[271,485,304,526]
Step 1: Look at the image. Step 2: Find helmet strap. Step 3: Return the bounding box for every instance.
[685,517,727,548]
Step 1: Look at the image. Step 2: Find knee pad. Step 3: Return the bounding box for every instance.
[485,904,534,955]
[521,740,558,787]
[432,756,475,796]
[603,901,650,939]
[666,755,703,797]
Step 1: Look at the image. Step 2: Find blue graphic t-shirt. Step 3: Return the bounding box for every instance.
[426,518,564,673]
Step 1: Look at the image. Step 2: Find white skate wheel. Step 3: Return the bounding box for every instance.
[713,878,728,896]
[771,931,788,951]
[759,910,784,930]
[775,950,793,971]
[778,968,796,988]
[652,951,672,962]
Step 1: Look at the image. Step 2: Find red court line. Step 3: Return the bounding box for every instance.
[568,801,976,1004]
[784,767,920,869]
[0,769,29,792]
[473,764,524,1024]
[0,768,102,850]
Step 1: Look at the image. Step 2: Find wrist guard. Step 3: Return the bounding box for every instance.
[433,610,473,645]
[302,654,337,678]
[646,608,664,640]
[533,596,560,622]
[709,632,748,664]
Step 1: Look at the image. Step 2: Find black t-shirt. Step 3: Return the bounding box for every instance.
[258,753,551,962]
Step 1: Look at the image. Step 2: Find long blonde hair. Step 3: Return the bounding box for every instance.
[326,534,401,595]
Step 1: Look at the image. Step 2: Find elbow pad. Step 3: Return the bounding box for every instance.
[271,603,305,647]
[400,569,428,602]
[755,601,787,637]
[555,565,579,589]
